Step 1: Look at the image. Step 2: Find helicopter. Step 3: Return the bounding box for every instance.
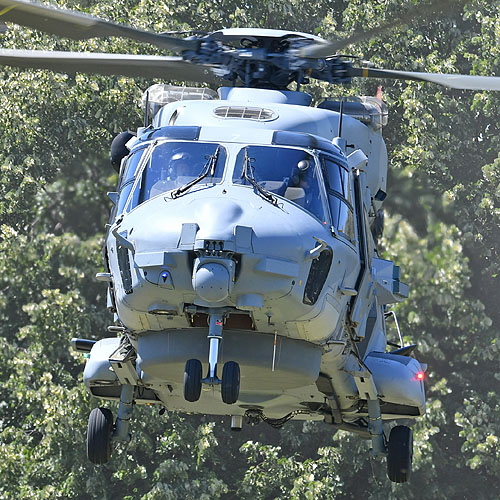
[1,0,499,484]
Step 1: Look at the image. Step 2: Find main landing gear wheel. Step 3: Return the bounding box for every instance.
[87,407,114,464]
[387,425,413,483]
[184,358,202,402]
[221,361,240,404]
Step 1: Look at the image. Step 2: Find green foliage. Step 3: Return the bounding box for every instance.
[0,0,499,498]
[238,442,344,499]
[455,392,500,476]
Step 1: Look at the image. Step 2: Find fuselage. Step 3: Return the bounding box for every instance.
[108,88,385,342]
[85,87,424,422]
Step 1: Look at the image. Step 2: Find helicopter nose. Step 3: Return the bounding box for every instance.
[191,198,243,240]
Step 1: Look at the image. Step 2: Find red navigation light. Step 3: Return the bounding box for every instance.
[416,371,425,381]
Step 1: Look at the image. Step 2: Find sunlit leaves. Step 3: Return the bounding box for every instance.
[455,392,500,476]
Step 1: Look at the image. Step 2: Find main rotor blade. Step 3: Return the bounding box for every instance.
[300,0,466,58]
[350,66,500,91]
[0,0,198,51]
[0,49,221,84]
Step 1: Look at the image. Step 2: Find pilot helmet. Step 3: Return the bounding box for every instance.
[290,158,312,186]
[297,159,311,171]
[157,150,191,181]
[169,151,191,171]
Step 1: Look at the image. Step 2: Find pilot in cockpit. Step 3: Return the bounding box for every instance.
[285,158,312,207]
[150,150,191,198]
[168,151,191,173]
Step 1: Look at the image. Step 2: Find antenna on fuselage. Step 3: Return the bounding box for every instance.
[338,97,344,137]
[333,98,347,152]
[143,90,150,127]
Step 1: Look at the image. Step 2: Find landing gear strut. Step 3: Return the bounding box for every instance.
[86,385,136,464]
[205,313,224,385]
[367,397,413,483]
[182,312,240,404]
[351,366,413,482]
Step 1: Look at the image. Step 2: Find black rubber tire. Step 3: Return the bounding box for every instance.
[387,425,413,483]
[370,208,384,247]
[221,361,240,404]
[87,407,113,464]
[184,359,202,402]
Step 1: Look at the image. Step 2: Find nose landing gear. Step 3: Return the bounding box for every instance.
[182,312,240,404]
[184,358,202,402]
[204,313,224,386]
[221,360,240,404]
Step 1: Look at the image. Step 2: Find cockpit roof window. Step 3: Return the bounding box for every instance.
[126,141,226,211]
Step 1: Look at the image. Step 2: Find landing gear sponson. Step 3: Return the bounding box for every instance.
[75,331,413,480]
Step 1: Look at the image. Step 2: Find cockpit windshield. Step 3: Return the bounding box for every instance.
[127,141,226,210]
[233,146,327,223]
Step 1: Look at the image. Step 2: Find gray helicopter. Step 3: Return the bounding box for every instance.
[1,0,499,484]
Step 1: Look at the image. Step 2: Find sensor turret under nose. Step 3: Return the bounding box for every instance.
[192,257,235,303]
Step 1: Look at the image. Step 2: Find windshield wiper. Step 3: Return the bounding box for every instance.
[240,148,278,206]
[172,146,221,199]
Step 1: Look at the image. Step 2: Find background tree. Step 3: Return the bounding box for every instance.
[0,0,498,498]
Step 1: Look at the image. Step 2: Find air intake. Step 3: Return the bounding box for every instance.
[214,106,277,121]
[303,247,333,306]
[117,246,133,295]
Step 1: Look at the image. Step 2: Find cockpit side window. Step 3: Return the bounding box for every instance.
[116,147,146,215]
[320,156,355,243]
[233,146,328,224]
[127,141,226,210]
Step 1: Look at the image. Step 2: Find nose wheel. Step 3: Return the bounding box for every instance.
[182,312,240,404]
[183,358,241,404]
[184,359,202,402]
[221,361,240,404]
